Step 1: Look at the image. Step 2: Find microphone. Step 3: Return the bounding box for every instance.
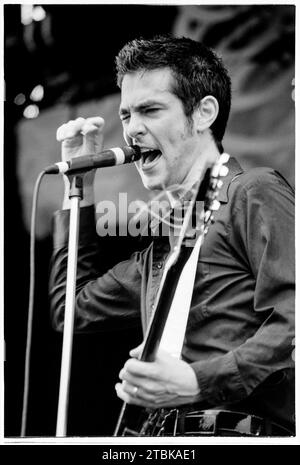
[44,145,141,174]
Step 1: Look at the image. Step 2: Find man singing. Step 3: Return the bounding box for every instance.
[50,35,295,436]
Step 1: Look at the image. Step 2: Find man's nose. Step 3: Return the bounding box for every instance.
[126,114,147,140]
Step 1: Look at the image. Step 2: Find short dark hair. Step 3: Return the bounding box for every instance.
[115,35,232,145]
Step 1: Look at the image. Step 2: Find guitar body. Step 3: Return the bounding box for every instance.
[116,406,293,437]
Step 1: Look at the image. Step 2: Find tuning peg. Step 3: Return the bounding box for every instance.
[211,164,228,178]
[204,217,214,233]
[211,200,221,211]
[204,210,212,222]
[211,153,230,177]
[219,165,229,177]
[219,153,230,164]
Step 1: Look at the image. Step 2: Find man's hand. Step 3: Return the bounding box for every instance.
[56,116,105,208]
[115,345,201,409]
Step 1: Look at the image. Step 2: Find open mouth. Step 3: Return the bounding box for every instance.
[141,149,162,167]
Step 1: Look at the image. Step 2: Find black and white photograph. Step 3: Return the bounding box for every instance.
[2,1,296,451]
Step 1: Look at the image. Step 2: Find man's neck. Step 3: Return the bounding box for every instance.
[166,144,221,206]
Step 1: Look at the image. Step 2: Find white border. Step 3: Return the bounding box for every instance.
[1,0,298,447]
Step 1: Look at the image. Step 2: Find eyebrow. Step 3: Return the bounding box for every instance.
[119,99,164,116]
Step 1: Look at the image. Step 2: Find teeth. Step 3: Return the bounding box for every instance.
[142,149,161,165]
[141,148,158,154]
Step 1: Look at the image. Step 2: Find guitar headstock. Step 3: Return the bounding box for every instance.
[183,153,230,247]
[202,152,230,231]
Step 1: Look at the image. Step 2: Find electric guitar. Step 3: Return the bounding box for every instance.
[114,154,230,437]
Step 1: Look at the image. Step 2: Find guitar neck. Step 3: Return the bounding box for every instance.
[140,247,193,362]
[138,154,229,363]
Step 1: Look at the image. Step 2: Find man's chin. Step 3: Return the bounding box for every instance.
[138,172,162,191]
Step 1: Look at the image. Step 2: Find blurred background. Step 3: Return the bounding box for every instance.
[4,4,295,437]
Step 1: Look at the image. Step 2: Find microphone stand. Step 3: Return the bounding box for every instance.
[56,174,83,437]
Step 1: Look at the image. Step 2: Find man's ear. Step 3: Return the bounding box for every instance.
[194,96,219,133]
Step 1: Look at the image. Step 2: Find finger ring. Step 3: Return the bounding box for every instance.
[133,386,139,396]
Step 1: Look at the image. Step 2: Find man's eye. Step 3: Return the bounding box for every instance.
[120,115,130,122]
[145,108,159,114]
